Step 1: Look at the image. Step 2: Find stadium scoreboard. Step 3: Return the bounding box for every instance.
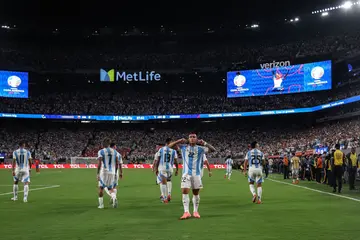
[0,70,29,98]
[227,60,332,98]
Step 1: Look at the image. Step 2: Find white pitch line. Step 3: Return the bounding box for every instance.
[0,185,55,187]
[267,178,360,202]
[0,185,60,196]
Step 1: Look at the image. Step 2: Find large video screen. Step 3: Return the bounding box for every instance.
[0,70,29,98]
[227,60,332,98]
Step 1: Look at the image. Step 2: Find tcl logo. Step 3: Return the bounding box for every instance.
[213,165,225,169]
[4,164,12,169]
[70,164,80,168]
[54,165,65,168]
[87,164,97,169]
[122,164,128,168]
[39,165,49,169]
[133,164,144,168]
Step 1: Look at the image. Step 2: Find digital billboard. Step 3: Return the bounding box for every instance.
[0,70,29,98]
[227,60,332,98]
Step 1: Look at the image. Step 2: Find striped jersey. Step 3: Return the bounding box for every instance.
[245,149,265,169]
[225,158,233,168]
[155,146,178,172]
[180,145,206,176]
[97,148,118,174]
[13,148,32,171]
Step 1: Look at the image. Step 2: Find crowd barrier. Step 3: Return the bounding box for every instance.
[0,164,226,169]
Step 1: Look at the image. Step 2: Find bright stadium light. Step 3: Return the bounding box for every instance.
[342,1,353,9]
[295,17,299,21]
[322,12,329,16]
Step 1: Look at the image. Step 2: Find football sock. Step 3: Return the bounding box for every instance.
[159,184,163,197]
[182,194,190,213]
[13,184,18,198]
[167,181,172,196]
[104,188,111,197]
[24,185,29,199]
[257,187,263,200]
[228,173,232,179]
[161,184,167,199]
[113,189,117,196]
[249,184,256,195]
[110,192,117,200]
[98,197,104,206]
[193,195,200,212]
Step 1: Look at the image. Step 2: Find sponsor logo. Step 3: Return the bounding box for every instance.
[100,69,115,82]
[213,165,225,169]
[87,164,97,169]
[133,164,144,168]
[260,60,291,69]
[7,76,22,88]
[53,164,65,168]
[70,164,80,168]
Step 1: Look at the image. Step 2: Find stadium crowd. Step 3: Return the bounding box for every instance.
[0,118,359,163]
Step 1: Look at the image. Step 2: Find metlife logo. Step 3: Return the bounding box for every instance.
[100,69,161,83]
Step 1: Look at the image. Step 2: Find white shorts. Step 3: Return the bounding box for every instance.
[248,168,263,184]
[157,170,172,184]
[226,167,232,173]
[292,169,299,176]
[14,169,30,183]
[181,174,203,189]
[99,172,116,190]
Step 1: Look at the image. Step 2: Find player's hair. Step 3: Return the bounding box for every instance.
[19,141,26,147]
[103,139,111,147]
[165,138,172,144]
[226,155,231,159]
[110,142,116,148]
[335,144,340,150]
[250,141,257,149]
[292,152,296,156]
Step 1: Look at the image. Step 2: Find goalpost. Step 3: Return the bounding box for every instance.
[70,157,98,164]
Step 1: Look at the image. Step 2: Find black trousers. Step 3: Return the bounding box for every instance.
[324,170,333,187]
[265,168,269,178]
[333,166,343,192]
[284,166,289,179]
[348,167,357,190]
[316,168,321,183]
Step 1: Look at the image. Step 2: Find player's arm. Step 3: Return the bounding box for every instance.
[115,155,119,175]
[203,154,212,177]
[174,151,179,176]
[198,140,216,153]
[244,153,248,174]
[118,154,123,179]
[284,69,290,78]
[28,151,32,172]
[168,139,186,149]
[12,152,16,176]
[97,154,102,181]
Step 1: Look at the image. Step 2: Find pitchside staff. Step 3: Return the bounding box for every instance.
[332,144,346,193]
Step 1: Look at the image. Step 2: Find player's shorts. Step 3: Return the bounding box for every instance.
[292,169,299,176]
[181,174,203,189]
[226,167,232,173]
[248,168,263,184]
[14,169,30,183]
[99,172,116,190]
[157,170,172,184]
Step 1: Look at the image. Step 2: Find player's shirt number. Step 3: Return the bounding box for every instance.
[251,155,262,165]
[165,153,171,163]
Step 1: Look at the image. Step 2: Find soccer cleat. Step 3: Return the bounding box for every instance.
[167,195,171,202]
[11,197,18,201]
[193,212,201,218]
[112,198,118,208]
[224,175,226,179]
[257,199,262,204]
[23,198,28,203]
[180,212,191,220]
[98,205,104,209]
[163,199,169,204]
[252,194,257,203]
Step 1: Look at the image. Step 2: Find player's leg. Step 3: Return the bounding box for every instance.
[160,175,168,204]
[248,170,257,202]
[12,172,19,201]
[180,175,191,219]
[191,176,202,218]
[22,172,30,202]
[166,174,172,201]
[98,173,106,208]
[292,169,296,183]
[256,175,263,204]
[295,169,300,183]
[228,168,232,180]
[224,169,227,178]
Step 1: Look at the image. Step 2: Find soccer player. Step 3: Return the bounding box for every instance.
[244,141,264,204]
[291,153,300,184]
[97,139,119,209]
[224,156,233,180]
[272,69,289,91]
[12,142,32,202]
[153,138,179,203]
[169,133,216,220]
[35,159,40,174]
[104,143,123,203]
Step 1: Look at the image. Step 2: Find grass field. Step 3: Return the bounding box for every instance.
[0,169,360,240]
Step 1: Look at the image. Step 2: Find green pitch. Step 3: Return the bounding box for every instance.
[0,169,359,240]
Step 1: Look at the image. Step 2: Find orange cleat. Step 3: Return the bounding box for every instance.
[193,212,201,218]
[163,199,169,204]
[257,200,262,204]
[224,175,226,179]
[296,180,299,184]
[180,212,191,220]
[167,195,171,202]
[252,194,257,203]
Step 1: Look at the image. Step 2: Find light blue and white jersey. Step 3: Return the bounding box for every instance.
[180,145,206,176]
[156,146,178,172]
[98,148,118,174]
[116,151,123,164]
[245,149,264,169]
[225,158,233,168]
[13,148,32,171]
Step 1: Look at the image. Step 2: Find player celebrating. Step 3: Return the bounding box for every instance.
[12,142,32,202]
[153,138,179,203]
[224,155,233,180]
[244,141,264,204]
[104,143,123,203]
[272,69,289,91]
[97,139,119,209]
[291,153,300,184]
[169,133,216,220]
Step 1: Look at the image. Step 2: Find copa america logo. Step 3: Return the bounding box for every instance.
[7,76,22,88]
[311,66,325,80]
[233,74,246,87]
